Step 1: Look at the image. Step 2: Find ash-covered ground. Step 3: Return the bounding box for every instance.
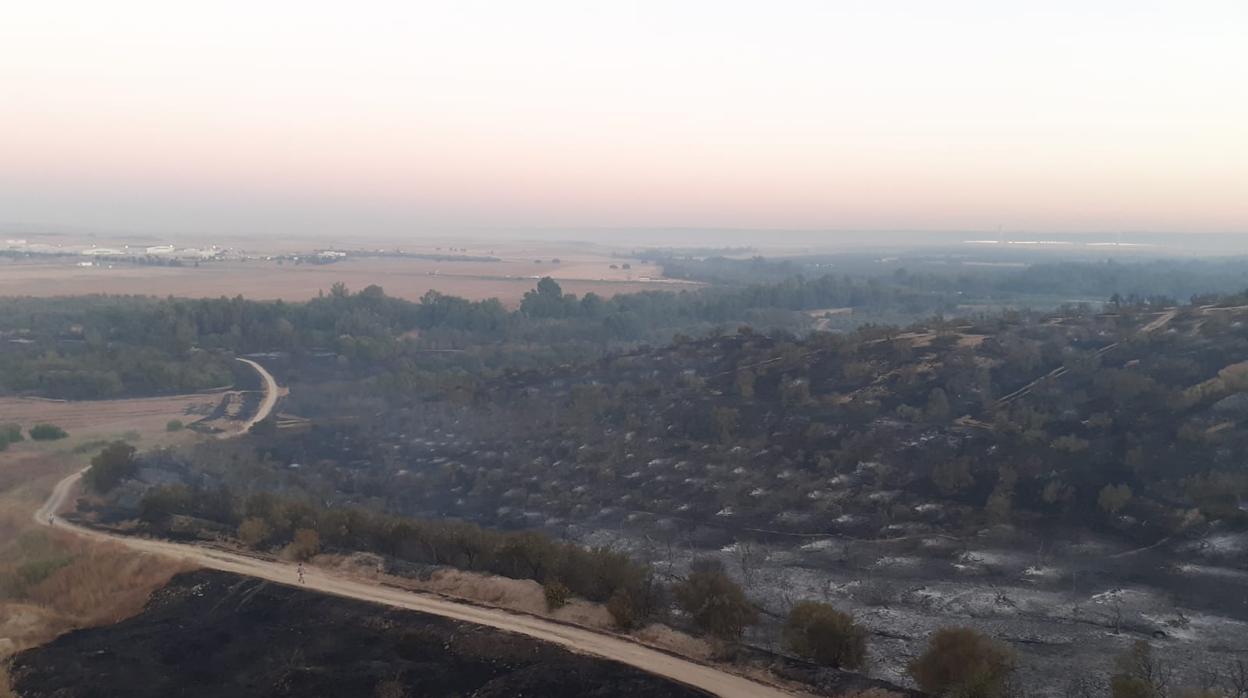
[578,520,1248,694]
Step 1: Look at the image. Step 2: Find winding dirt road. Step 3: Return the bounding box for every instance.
[32,360,799,698]
[233,357,281,433]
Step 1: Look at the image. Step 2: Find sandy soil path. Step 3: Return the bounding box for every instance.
[233,357,280,432]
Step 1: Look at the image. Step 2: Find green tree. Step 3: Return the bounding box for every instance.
[520,277,569,318]
[908,627,1016,698]
[674,559,758,640]
[783,601,868,669]
[83,441,137,494]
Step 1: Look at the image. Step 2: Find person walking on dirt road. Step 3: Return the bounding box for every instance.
[297,562,305,584]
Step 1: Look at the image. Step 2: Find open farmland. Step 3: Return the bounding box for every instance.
[0,395,219,438]
[0,241,698,305]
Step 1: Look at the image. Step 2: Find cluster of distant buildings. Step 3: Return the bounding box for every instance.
[3,239,225,261]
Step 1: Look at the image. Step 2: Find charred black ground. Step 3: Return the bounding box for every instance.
[8,570,710,698]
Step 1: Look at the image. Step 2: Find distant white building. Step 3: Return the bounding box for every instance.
[82,247,125,256]
[145,245,176,255]
[173,248,220,259]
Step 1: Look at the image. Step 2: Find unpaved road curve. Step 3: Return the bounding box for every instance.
[32,363,801,698]
[234,357,280,433]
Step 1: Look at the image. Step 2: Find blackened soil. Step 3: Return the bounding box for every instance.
[10,570,709,698]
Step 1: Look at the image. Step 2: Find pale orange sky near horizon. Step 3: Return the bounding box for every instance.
[2,1,1246,236]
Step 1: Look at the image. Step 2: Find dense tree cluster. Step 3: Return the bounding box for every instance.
[651,252,1248,303]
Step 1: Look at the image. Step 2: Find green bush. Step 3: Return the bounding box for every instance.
[0,423,23,444]
[673,559,757,640]
[166,419,184,432]
[783,601,868,669]
[29,424,68,441]
[909,627,1016,698]
[607,588,641,629]
[82,441,137,493]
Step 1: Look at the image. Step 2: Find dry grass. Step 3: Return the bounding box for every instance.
[0,533,192,655]
[0,254,686,307]
[0,398,202,668]
[0,665,15,698]
[25,537,193,625]
[0,394,216,439]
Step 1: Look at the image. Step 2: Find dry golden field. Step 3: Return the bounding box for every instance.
[0,395,201,689]
[0,240,701,305]
[0,395,219,438]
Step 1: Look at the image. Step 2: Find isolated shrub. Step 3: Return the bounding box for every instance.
[607,588,640,630]
[0,423,23,444]
[908,627,1016,698]
[543,580,571,610]
[284,528,321,561]
[1099,484,1134,514]
[238,517,273,549]
[783,601,868,669]
[83,441,137,494]
[29,424,68,441]
[674,559,757,640]
[165,419,184,432]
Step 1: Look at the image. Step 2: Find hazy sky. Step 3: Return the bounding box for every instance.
[2,1,1246,237]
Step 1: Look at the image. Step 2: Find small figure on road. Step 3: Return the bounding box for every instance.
[48,515,54,526]
[297,562,305,585]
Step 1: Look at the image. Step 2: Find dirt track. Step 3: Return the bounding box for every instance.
[233,357,280,433]
[32,360,801,698]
